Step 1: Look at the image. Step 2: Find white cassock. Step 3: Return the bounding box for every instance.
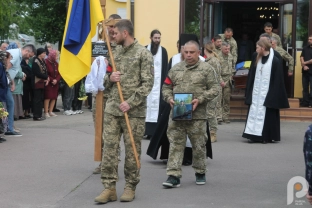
[145,44,162,123]
[244,48,274,136]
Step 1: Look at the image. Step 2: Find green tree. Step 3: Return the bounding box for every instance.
[184,0,200,37]
[0,0,13,41]
[21,0,67,46]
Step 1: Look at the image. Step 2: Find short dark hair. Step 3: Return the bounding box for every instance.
[150,29,161,38]
[184,40,200,50]
[259,33,271,39]
[23,44,36,53]
[115,19,134,37]
[109,14,121,19]
[264,22,273,28]
[213,35,221,41]
[222,42,230,47]
[224,28,233,33]
[309,34,312,38]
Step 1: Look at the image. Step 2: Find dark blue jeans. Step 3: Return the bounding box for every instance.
[6,88,14,132]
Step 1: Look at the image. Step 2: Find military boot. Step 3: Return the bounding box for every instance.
[210,131,217,143]
[120,188,135,202]
[94,188,117,204]
[93,163,101,174]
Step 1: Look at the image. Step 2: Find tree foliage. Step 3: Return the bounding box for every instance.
[0,0,14,41]
[0,0,67,46]
[21,0,67,44]
[184,0,200,37]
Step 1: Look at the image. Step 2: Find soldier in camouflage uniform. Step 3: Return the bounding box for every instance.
[204,41,222,142]
[219,28,238,64]
[219,42,235,124]
[94,20,153,203]
[92,14,121,175]
[213,35,222,57]
[162,41,219,188]
[271,37,294,76]
[264,22,282,47]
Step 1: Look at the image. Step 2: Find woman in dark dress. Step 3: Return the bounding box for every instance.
[32,48,49,121]
[44,50,60,117]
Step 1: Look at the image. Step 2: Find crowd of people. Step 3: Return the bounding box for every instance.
[89,15,296,204]
[0,42,89,140]
[1,17,312,204]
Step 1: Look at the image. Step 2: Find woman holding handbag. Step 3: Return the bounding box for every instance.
[32,48,49,121]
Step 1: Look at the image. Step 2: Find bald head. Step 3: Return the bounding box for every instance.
[0,43,8,51]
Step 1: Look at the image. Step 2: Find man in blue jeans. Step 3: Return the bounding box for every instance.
[5,67,22,137]
[0,51,22,137]
[5,86,22,137]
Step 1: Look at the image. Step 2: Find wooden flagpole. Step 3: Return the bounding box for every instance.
[94,89,103,161]
[102,23,141,169]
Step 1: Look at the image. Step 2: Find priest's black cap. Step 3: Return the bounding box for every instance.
[178,33,199,52]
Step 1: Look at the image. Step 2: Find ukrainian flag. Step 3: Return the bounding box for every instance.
[59,0,104,86]
[235,61,251,70]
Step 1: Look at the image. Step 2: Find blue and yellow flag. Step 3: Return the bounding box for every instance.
[235,61,251,70]
[59,0,104,86]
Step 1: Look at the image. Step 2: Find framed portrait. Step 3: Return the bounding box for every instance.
[172,93,193,121]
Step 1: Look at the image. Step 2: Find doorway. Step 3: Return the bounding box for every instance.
[215,2,280,45]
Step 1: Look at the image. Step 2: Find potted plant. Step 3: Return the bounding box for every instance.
[296,25,307,48]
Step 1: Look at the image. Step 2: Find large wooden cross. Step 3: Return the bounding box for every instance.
[93,0,106,161]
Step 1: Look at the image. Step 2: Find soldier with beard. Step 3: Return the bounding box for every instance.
[94,19,153,203]
[92,14,121,174]
[213,35,222,57]
[144,29,168,139]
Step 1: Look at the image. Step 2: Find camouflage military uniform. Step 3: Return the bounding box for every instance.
[219,34,238,64]
[274,46,294,73]
[220,53,235,122]
[92,42,120,174]
[101,40,153,190]
[270,33,282,47]
[162,60,219,177]
[213,47,222,58]
[205,56,222,133]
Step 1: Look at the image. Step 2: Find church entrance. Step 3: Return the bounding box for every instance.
[199,0,296,97]
[217,2,279,45]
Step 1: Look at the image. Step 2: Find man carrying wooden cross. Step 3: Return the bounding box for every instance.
[92,14,121,175]
[94,19,154,203]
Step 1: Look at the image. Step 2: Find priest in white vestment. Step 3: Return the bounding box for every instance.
[144,30,168,138]
[243,38,289,143]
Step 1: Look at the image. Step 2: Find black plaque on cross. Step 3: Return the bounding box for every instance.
[92,42,108,57]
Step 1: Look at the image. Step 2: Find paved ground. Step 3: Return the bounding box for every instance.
[0,104,310,208]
